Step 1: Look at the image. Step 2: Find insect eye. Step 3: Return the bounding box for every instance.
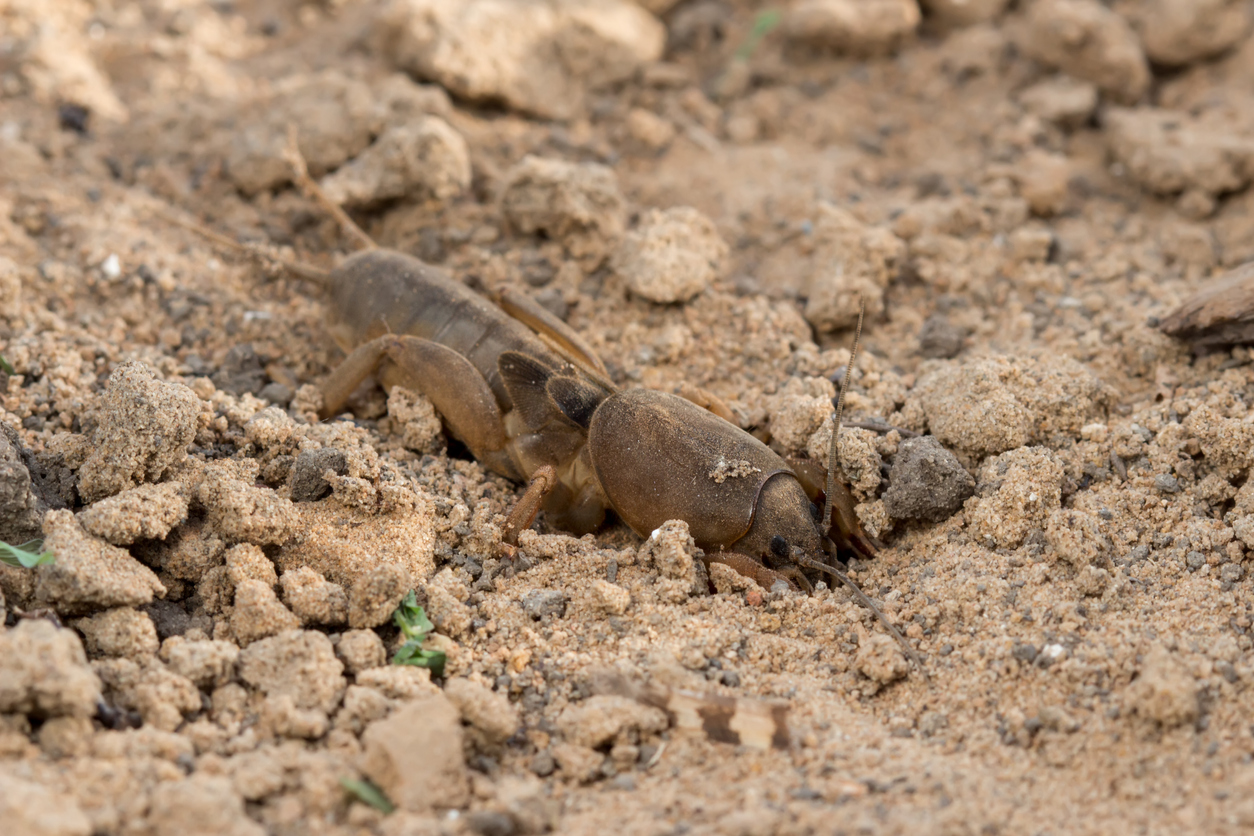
[769,535,788,558]
[809,502,820,521]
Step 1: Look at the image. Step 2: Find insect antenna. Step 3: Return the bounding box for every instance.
[823,298,864,533]
[158,210,332,286]
[283,125,376,251]
[796,554,930,683]
[813,298,930,683]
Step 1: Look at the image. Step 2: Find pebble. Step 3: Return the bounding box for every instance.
[1013,0,1149,104]
[882,436,975,523]
[784,0,921,54]
[377,0,664,120]
[289,448,349,503]
[611,207,727,304]
[521,589,568,620]
[1137,0,1253,67]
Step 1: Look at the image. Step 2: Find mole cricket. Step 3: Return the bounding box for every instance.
[168,135,925,675]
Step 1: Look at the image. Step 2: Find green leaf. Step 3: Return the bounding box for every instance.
[390,591,445,677]
[0,355,14,375]
[0,540,55,569]
[392,642,447,678]
[340,777,394,814]
[734,9,782,61]
[392,590,434,641]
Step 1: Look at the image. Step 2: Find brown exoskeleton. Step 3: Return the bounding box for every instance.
[169,137,924,675]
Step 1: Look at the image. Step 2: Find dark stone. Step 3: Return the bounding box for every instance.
[530,751,556,777]
[917,315,966,359]
[58,103,91,135]
[212,344,267,397]
[258,382,293,406]
[289,448,349,502]
[142,599,194,640]
[521,589,567,620]
[466,811,515,836]
[882,436,975,523]
[0,425,47,542]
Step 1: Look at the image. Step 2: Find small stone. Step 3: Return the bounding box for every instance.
[0,620,102,718]
[257,382,293,406]
[855,631,908,685]
[238,630,347,714]
[225,543,279,590]
[1126,644,1199,728]
[556,694,668,749]
[0,773,92,836]
[225,71,382,195]
[500,156,627,267]
[917,315,966,359]
[445,677,520,743]
[198,462,298,545]
[1012,0,1149,104]
[77,362,201,503]
[1136,0,1253,67]
[376,0,665,120]
[320,117,471,207]
[1016,150,1071,216]
[1105,108,1254,204]
[77,482,189,545]
[920,0,1009,25]
[530,751,556,776]
[348,563,410,629]
[785,0,921,54]
[800,205,905,332]
[965,447,1065,549]
[231,580,300,645]
[336,629,387,674]
[1018,76,1098,129]
[359,694,470,812]
[289,448,349,502]
[280,567,348,625]
[882,436,974,523]
[1009,226,1055,262]
[1045,508,1110,567]
[521,589,568,620]
[591,579,631,615]
[146,775,266,836]
[1186,551,1207,572]
[611,206,727,304]
[1155,473,1181,494]
[37,510,166,613]
[624,108,675,152]
[160,637,239,689]
[74,607,160,658]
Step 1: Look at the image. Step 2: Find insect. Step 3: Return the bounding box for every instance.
[168,137,924,675]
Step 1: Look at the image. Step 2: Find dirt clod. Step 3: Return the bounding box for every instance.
[77,363,201,504]
[0,620,101,718]
[359,694,470,812]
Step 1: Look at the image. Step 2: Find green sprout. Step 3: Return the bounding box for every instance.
[0,539,55,569]
[340,777,394,814]
[0,355,14,375]
[734,9,783,62]
[391,590,446,677]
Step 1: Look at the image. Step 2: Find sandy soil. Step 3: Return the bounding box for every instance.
[3,1,1254,834]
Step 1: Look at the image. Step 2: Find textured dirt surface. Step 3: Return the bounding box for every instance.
[3,1,1254,835]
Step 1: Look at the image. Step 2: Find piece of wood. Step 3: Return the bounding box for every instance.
[1158,262,1254,348]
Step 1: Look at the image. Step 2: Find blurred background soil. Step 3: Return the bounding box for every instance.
[3,1,1254,834]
